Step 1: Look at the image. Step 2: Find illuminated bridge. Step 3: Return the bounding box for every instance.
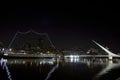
[64,40,120,60]
[3,30,59,58]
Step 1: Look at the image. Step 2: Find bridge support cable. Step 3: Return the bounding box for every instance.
[92,40,120,60]
[45,33,59,52]
[8,31,19,48]
[8,30,59,53]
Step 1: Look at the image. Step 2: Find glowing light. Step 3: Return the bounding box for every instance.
[70,57,74,62]
[4,53,8,56]
[47,51,50,53]
[39,59,54,65]
[109,56,113,60]
[9,48,12,51]
[65,55,80,62]
[2,48,5,51]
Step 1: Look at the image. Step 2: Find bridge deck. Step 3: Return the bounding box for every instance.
[64,55,120,58]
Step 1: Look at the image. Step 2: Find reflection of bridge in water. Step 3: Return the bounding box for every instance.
[0,58,59,80]
[1,57,120,80]
[93,60,120,80]
[0,58,12,80]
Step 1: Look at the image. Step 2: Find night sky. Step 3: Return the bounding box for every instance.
[0,7,120,53]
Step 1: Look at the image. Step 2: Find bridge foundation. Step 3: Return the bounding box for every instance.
[108,56,113,60]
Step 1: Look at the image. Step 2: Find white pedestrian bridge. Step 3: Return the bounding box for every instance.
[65,40,120,60]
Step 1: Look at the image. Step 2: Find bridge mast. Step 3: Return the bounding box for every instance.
[92,40,120,60]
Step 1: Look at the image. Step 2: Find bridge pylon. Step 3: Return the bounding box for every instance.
[92,40,120,60]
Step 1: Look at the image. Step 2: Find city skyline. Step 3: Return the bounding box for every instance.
[0,7,120,53]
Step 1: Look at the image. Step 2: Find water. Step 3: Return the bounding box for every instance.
[0,58,120,80]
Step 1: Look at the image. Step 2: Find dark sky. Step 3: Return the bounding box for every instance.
[0,6,120,53]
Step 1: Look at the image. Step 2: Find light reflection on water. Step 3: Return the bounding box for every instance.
[0,58,120,80]
[0,58,12,80]
[4,58,56,65]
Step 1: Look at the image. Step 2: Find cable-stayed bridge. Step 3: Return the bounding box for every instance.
[64,40,120,60]
[92,40,120,59]
[3,30,59,58]
[2,29,120,59]
[8,30,57,52]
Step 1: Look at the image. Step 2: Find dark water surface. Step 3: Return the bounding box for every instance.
[0,58,120,80]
